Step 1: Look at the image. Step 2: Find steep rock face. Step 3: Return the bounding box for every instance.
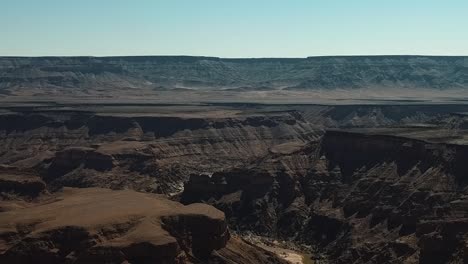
[308,131,468,263]
[297,104,468,130]
[45,147,114,179]
[181,169,308,238]
[320,130,468,182]
[0,167,46,198]
[181,131,468,263]
[0,188,230,263]
[0,111,317,193]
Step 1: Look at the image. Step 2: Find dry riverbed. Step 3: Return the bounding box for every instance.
[241,234,313,264]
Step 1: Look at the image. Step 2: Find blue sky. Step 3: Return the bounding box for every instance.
[1,0,467,57]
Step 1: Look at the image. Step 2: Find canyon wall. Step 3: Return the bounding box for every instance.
[183,131,468,263]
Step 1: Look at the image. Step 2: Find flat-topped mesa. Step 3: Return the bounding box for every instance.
[1,56,467,92]
[0,188,229,263]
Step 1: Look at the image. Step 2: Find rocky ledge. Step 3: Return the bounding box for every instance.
[0,187,231,263]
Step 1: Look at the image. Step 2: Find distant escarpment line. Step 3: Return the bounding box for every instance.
[0,55,466,92]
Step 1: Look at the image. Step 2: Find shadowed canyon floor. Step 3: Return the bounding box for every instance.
[2,102,468,263]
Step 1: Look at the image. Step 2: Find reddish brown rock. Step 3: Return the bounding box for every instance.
[0,188,229,263]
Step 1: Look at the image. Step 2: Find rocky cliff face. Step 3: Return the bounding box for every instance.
[0,166,46,199]
[182,131,468,263]
[0,110,318,194]
[3,103,468,195]
[3,104,468,262]
[1,56,466,96]
[309,131,468,263]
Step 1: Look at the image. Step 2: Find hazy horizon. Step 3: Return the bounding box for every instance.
[1,54,468,59]
[2,0,468,57]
